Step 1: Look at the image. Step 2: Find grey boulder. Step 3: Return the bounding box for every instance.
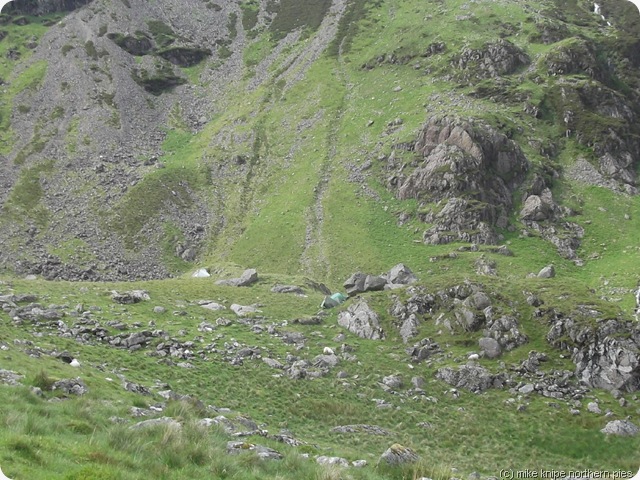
[338,299,384,340]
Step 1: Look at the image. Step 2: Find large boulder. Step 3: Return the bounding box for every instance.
[215,269,258,287]
[338,299,384,340]
[600,420,639,436]
[479,337,502,359]
[343,272,386,296]
[343,272,367,296]
[387,264,417,285]
[379,444,419,466]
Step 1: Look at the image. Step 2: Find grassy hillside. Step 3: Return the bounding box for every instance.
[1,0,640,478]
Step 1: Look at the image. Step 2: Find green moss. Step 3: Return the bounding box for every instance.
[131,63,186,95]
[241,0,259,32]
[2,160,54,227]
[0,60,48,154]
[146,20,177,48]
[84,40,98,60]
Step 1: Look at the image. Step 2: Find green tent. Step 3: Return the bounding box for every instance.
[321,292,347,309]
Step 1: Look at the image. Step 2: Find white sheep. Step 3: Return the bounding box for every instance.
[323,347,335,356]
[70,358,81,368]
[468,353,480,361]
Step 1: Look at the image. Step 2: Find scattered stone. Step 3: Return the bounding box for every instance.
[230,304,261,317]
[262,358,283,369]
[200,301,226,311]
[111,290,150,304]
[271,284,305,295]
[331,425,391,435]
[382,375,403,390]
[131,417,182,430]
[226,441,283,460]
[52,378,88,396]
[352,460,367,468]
[316,456,349,467]
[407,338,442,362]
[379,444,419,465]
[0,369,24,386]
[519,384,535,395]
[153,306,166,314]
[587,402,602,414]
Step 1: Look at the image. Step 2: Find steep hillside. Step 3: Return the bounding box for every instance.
[0,0,638,286]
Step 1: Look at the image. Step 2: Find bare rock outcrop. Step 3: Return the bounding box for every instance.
[547,314,640,392]
[337,299,384,340]
[396,116,529,245]
[453,39,530,80]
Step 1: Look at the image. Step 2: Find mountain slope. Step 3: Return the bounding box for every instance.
[0,0,639,286]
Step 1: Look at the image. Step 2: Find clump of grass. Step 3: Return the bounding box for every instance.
[30,369,55,391]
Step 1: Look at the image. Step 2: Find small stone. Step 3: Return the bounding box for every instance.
[316,456,349,467]
[587,402,602,414]
[537,265,555,278]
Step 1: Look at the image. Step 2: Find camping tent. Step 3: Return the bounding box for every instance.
[321,292,347,309]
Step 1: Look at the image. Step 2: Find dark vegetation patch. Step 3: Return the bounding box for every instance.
[147,20,178,48]
[3,160,54,227]
[268,0,331,41]
[328,0,382,57]
[107,32,153,56]
[241,0,260,33]
[132,63,186,95]
[157,46,211,67]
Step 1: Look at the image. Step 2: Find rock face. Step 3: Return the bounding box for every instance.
[389,289,435,343]
[547,316,640,392]
[337,299,384,340]
[396,116,529,245]
[454,39,530,80]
